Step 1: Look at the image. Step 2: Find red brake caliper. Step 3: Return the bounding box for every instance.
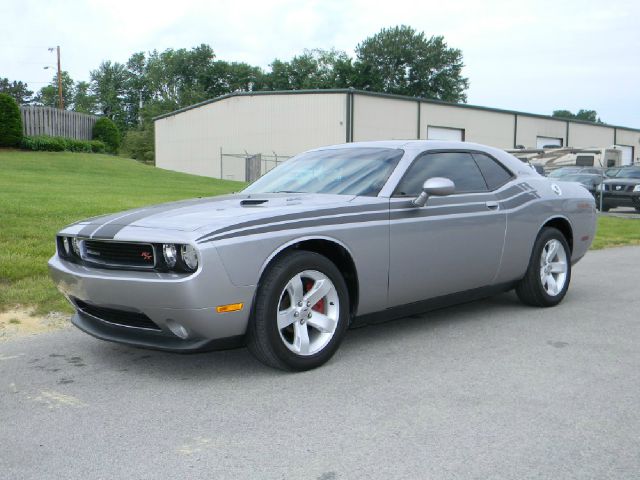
[304,280,325,313]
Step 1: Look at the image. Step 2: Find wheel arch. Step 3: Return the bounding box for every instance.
[539,216,574,253]
[258,236,359,319]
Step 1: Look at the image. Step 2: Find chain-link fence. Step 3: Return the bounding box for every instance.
[219,151,293,182]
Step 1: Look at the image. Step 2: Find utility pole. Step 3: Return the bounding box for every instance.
[56,46,63,110]
[47,46,64,109]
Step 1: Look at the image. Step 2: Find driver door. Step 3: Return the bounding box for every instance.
[388,150,508,307]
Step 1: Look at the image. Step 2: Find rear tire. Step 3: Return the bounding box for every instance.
[247,250,350,371]
[516,227,572,307]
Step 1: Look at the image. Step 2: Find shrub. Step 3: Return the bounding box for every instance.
[20,135,106,153]
[89,140,106,153]
[92,117,120,153]
[0,93,23,147]
[120,128,154,163]
[20,135,65,151]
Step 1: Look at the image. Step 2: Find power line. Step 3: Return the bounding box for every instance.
[1,60,57,65]
[0,44,54,49]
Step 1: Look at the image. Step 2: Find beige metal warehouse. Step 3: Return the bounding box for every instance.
[154,89,640,181]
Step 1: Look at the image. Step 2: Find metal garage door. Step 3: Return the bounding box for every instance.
[618,145,633,165]
[536,136,563,148]
[427,126,464,141]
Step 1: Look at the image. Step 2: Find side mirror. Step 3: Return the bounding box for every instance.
[412,177,456,207]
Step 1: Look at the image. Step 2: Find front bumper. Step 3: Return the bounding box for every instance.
[71,310,244,352]
[48,253,256,352]
[597,191,640,208]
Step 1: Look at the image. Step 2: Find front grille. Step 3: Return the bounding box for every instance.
[605,184,633,192]
[74,299,161,331]
[83,240,156,269]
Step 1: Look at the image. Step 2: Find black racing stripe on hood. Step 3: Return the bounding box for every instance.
[199,187,537,243]
[202,202,495,243]
[85,197,219,239]
[196,193,509,243]
[200,211,391,243]
[195,203,385,242]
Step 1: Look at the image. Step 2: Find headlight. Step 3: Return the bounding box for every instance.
[596,184,603,191]
[62,237,71,256]
[71,237,81,256]
[633,185,640,192]
[162,244,177,268]
[180,244,199,271]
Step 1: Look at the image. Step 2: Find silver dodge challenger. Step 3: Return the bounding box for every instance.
[49,141,597,370]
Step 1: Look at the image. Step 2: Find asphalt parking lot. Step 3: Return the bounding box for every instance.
[1,246,639,480]
[600,206,640,219]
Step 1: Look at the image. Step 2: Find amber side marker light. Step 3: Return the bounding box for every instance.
[216,303,244,313]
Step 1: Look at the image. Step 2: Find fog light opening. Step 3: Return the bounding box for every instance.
[166,319,189,339]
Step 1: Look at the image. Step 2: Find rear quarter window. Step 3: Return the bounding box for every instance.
[471,153,514,190]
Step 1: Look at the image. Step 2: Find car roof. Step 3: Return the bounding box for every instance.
[310,140,534,176]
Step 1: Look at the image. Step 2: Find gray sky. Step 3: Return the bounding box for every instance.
[2,0,638,126]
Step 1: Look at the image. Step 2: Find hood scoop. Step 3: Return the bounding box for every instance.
[240,199,269,207]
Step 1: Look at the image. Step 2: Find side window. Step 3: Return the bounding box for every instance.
[394,152,488,196]
[472,153,513,190]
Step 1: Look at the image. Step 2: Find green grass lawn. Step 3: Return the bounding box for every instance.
[592,216,640,249]
[0,149,243,314]
[0,149,638,315]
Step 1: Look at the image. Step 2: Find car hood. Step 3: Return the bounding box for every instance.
[74,193,360,234]
[603,178,640,185]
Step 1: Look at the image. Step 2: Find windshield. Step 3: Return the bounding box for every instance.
[548,168,580,177]
[564,175,596,183]
[243,148,404,196]
[614,168,640,179]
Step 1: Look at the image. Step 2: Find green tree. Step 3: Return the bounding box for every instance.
[265,49,354,90]
[142,44,217,108]
[0,78,33,104]
[354,25,469,102]
[0,93,23,146]
[206,60,265,97]
[90,61,129,130]
[35,71,75,109]
[92,117,121,153]
[73,81,96,113]
[552,109,602,123]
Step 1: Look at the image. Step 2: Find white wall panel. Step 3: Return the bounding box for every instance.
[568,123,614,149]
[352,94,417,141]
[516,116,566,148]
[420,104,514,148]
[155,93,346,180]
[615,129,640,164]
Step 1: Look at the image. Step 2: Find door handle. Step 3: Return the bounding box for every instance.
[485,201,499,210]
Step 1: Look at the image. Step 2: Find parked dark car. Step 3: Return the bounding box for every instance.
[596,166,640,211]
[605,166,636,178]
[562,174,603,197]
[548,167,602,178]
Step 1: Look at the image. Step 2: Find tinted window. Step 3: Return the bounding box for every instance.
[394,152,488,196]
[576,155,595,166]
[472,153,513,190]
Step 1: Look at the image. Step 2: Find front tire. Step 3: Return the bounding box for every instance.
[516,227,571,307]
[247,250,350,371]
